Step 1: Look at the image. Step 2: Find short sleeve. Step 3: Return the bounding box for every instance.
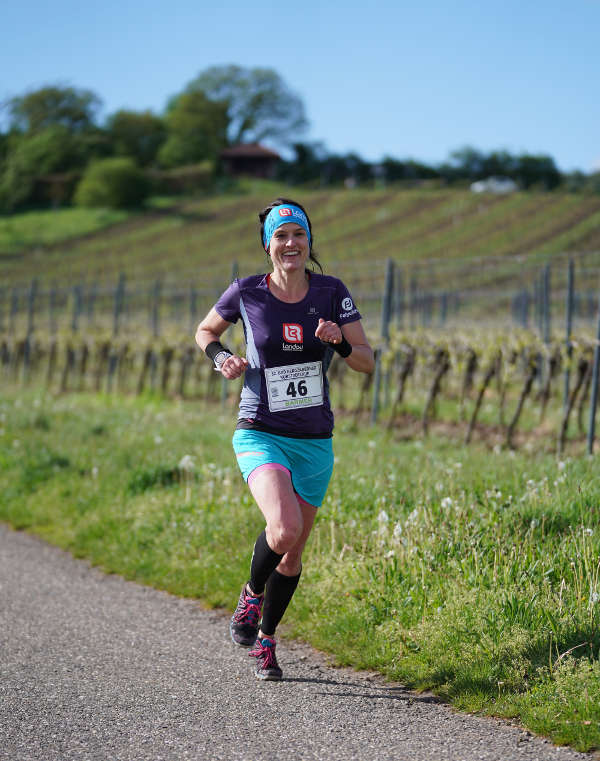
[214,280,241,324]
[335,279,362,326]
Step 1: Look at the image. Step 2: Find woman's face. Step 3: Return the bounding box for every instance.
[268,223,310,274]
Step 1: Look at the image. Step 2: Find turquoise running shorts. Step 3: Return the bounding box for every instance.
[232,429,334,507]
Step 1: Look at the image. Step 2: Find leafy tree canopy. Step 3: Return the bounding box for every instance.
[185,65,308,147]
[158,91,228,168]
[107,109,167,167]
[8,85,102,134]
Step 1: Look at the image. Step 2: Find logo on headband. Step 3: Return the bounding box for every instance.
[279,208,292,217]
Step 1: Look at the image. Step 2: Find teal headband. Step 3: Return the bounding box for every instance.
[263,204,311,251]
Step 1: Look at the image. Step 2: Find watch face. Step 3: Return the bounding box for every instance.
[215,350,232,367]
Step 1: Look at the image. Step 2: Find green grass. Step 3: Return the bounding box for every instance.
[1,388,600,751]
[0,207,131,254]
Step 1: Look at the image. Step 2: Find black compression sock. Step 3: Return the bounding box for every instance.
[249,530,283,596]
[261,569,301,636]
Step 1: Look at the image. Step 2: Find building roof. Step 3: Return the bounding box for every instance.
[220,143,280,159]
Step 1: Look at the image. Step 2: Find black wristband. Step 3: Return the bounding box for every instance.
[332,336,353,358]
[205,340,233,367]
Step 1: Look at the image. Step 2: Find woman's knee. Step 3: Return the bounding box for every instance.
[266,519,303,554]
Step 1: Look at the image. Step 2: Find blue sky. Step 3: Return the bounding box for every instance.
[3,0,599,172]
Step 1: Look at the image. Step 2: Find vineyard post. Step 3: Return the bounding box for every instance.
[587,297,600,456]
[9,288,18,335]
[395,266,404,329]
[0,287,4,334]
[71,285,83,332]
[26,278,37,337]
[87,281,97,327]
[49,285,57,335]
[113,273,125,337]
[221,261,239,408]
[564,259,574,411]
[523,289,530,329]
[151,279,161,337]
[370,258,394,424]
[543,264,551,344]
[189,285,198,334]
[409,275,417,330]
[440,291,448,326]
[24,278,37,381]
[534,275,542,337]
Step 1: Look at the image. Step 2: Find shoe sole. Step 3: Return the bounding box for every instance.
[254,671,282,681]
[229,621,256,648]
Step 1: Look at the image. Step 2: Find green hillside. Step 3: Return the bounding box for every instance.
[2,185,599,287]
[1,185,599,337]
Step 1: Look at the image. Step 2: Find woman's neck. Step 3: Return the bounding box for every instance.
[268,268,309,302]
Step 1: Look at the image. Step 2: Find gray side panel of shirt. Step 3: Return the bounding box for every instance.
[238,295,261,419]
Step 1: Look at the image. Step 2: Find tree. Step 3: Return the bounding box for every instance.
[107,109,167,167]
[8,85,101,134]
[74,157,149,209]
[186,65,308,147]
[158,91,228,168]
[0,126,88,210]
[514,154,561,190]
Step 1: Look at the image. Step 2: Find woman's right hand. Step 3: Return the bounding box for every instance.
[218,355,249,380]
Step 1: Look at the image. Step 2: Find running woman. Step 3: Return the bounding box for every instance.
[195,198,374,680]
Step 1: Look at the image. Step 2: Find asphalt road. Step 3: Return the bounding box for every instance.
[0,523,593,761]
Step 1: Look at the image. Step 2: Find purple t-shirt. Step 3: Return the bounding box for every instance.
[215,273,362,438]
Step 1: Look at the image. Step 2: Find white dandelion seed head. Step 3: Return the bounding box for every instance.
[178,454,195,472]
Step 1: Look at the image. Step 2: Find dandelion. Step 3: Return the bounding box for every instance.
[493,444,502,455]
[178,454,195,472]
[178,455,195,502]
[377,510,389,525]
[91,466,98,479]
[393,522,403,539]
[590,592,600,604]
[154,435,163,444]
[368,440,376,449]
[583,527,593,536]
[441,497,453,509]
[558,460,566,471]
[385,550,395,559]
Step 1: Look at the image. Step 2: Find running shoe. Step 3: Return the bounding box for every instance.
[229,585,263,647]
[248,636,282,681]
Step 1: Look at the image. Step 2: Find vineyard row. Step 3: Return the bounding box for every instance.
[2,329,599,457]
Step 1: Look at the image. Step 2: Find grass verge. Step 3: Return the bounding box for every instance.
[1,388,599,751]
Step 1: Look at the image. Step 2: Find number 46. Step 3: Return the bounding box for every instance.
[286,380,308,397]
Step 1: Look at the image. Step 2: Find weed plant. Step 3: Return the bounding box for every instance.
[1,389,600,751]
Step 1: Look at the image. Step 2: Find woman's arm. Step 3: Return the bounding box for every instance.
[341,320,375,373]
[195,307,248,380]
[315,318,374,374]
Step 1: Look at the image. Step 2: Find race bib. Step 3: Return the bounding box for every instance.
[265,362,324,412]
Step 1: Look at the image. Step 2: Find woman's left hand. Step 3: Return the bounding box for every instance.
[315,318,343,344]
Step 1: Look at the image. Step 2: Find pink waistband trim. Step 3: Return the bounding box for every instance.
[248,462,290,485]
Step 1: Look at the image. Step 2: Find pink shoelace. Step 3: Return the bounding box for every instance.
[233,590,262,626]
[249,638,278,668]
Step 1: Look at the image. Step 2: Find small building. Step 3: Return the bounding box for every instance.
[220,143,281,179]
[470,176,518,194]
